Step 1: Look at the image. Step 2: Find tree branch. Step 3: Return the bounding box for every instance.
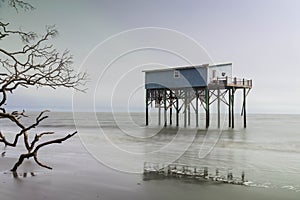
[10,131,77,171]
[0,1,87,171]
[1,0,35,12]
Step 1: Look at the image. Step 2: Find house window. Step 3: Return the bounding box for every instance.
[212,70,216,79]
[174,70,180,78]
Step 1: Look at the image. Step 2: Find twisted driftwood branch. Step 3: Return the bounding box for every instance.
[11,131,77,171]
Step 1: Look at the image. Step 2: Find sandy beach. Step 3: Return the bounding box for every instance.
[1,135,299,200]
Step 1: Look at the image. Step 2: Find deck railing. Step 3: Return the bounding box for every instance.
[216,77,252,88]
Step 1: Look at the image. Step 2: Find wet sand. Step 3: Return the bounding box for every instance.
[0,136,299,200]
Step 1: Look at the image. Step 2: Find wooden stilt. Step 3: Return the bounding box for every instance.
[205,87,210,128]
[184,89,187,127]
[176,97,179,127]
[146,89,149,126]
[170,92,172,125]
[188,102,191,126]
[158,98,161,126]
[164,89,167,127]
[217,87,220,128]
[243,88,247,128]
[196,94,199,127]
[231,88,235,128]
[228,89,231,128]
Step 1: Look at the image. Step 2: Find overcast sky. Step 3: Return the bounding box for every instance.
[1,0,300,114]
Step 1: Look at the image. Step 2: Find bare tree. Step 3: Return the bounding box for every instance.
[0,1,87,171]
[0,0,35,12]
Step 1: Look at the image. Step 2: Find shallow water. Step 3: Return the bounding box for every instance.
[1,112,300,196]
[76,112,300,192]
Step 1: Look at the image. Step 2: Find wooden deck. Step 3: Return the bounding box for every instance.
[209,77,252,89]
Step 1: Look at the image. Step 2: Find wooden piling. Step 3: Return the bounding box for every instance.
[176,97,179,127]
[184,89,187,127]
[243,88,247,128]
[217,87,220,128]
[170,91,172,125]
[228,89,231,128]
[196,94,199,127]
[205,87,210,128]
[164,89,167,127]
[231,88,235,128]
[188,102,191,126]
[158,100,161,126]
[146,89,149,126]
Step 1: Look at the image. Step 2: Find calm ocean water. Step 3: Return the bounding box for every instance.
[2,112,300,194]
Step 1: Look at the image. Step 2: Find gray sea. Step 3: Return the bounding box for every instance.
[1,112,300,199]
